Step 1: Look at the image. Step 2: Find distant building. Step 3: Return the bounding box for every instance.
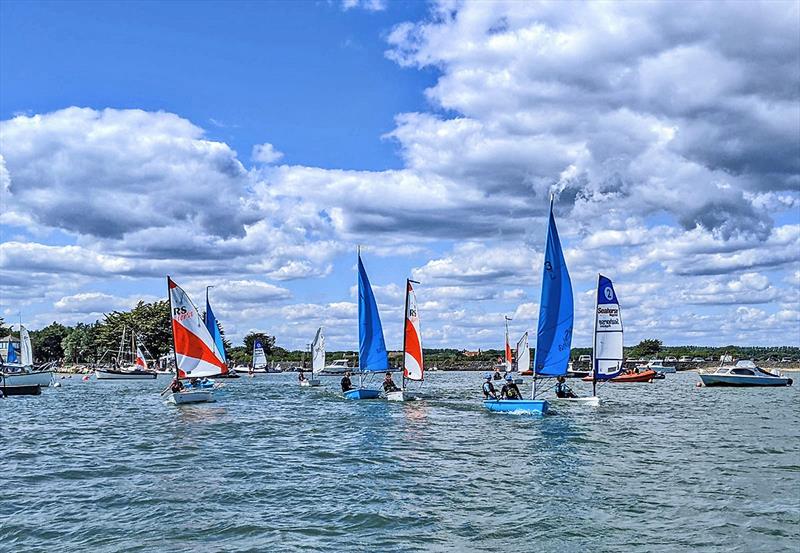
[463,349,482,358]
[0,335,21,362]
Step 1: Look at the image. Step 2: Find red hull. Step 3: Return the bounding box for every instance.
[582,369,658,383]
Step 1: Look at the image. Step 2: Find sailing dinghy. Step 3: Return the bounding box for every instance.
[164,276,228,404]
[301,327,324,387]
[484,197,572,415]
[344,251,386,400]
[387,279,424,401]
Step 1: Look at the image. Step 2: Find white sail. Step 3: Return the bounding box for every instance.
[253,340,268,369]
[516,332,529,373]
[403,280,424,381]
[20,326,33,367]
[312,327,325,374]
[593,274,624,379]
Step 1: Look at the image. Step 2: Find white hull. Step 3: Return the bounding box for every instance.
[300,379,321,387]
[387,390,405,401]
[1,371,54,387]
[699,374,792,387]
[233,367,276,375]
[552,396,601,406]
[168,390,215,404]
[95,369,157,380]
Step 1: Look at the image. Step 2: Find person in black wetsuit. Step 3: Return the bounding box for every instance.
[501,374,522,399]
[482,373,498,399]
[298,369,307,383]
[555,376,577,398]
[383,371,400,393]
[341,371,353,392]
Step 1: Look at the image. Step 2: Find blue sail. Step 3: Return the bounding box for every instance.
[358,253,389,372]
[205,298,227,364]
[533,202,574,376]
[7,340,18,363]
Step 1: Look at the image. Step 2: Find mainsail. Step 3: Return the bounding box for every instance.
[20,326,33,367]
[168,277,227,378]
[253,340,268,369]
[358,253,389,372]
[403,279,423,382]
[516,332,530,374]
[205,294,227,364]
[533,200,574,377]
[312,327,325,375]
[135,344,149,370]
[593,274,624,380]
[504,318,513,372]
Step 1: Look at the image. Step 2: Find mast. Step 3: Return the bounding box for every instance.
[402,278,410,391]
[117,325,125,367]
[592,273,599,398]
[167,277,180,380]
[357,245,363,390]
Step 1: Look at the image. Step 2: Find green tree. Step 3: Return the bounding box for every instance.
[62,323,99,363]
[30,322,69,362]
[94,300,171,361]
[630,339,663,358]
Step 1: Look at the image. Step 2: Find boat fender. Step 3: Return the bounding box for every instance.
[696,382,702,388]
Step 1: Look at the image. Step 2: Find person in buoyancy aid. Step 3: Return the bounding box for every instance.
[482,373,498,399]
[341,371,353,392]
[383,371,400,393]
[493,367,503,380]
[298,369,307,383]
[170,378,184,393]
[555,376,577,398]
[501,373,522,400]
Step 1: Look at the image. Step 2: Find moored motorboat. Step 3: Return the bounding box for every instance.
[699,360,793,387]
[320,358,351,376]
[637,359,676,373]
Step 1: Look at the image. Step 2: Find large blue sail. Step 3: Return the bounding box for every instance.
[533,202,574,376]
[205,298,227,364]
[358,253,389,372]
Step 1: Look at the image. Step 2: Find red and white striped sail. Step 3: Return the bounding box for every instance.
[403,281,424,381]
[168,277,228,378]
[504,333,513,372]
[135,345,148,370]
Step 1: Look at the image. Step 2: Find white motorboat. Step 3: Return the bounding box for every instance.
[320,358,351,375]
[699,360,793,387]
[637,359,676,373]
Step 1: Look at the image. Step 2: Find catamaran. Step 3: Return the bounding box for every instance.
[163,276,229,404]
[344,250,387,400]
[96,326,157,380]
[301,327,324,387]
[1,325,53,390]
[484,197,572,415]
[387,279,424,401]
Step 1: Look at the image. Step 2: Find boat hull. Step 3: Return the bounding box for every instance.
[300,379,321,387]
[168,390,215,404]
[482,399,549,415]
[584,369,658,383]
[699,374,793,387]
[552,396,600,405]
[1,371,53,387]
[343,388,381,400]
[96,369,157,380]
[1,384,42,396]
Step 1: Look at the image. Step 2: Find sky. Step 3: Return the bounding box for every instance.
[1,0,799,351]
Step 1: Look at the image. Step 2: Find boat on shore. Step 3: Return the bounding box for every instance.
[699,360,793,387]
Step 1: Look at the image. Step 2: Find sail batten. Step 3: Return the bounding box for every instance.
[403,280,424,381]
[168,277,227,378]
[533,202,574,377]
[358,253,389,372]
[593,274,624,380]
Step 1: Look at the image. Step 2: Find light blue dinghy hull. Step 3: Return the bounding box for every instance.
[483,399,549,415]
[343,388,381,400]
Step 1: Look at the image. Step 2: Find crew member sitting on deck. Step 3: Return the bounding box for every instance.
[383,371,400,393]
[482,373,498,399]
[298,369,307,382]
[170,378,184,393]
[555,376,577,398]
[341,371,353,392]
[501,374,522,400]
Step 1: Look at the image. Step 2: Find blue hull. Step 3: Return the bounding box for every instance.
[343,388,381,400]
[483,399,549,415]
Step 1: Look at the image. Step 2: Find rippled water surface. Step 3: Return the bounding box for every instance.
[2,372,798,552]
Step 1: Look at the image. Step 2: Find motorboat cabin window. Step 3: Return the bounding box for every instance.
[730,368,755,375]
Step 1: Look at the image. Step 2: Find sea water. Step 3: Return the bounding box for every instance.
[1,372,798,552]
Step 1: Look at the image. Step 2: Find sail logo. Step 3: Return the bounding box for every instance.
[604,286,614,301]
[173,306,193,322]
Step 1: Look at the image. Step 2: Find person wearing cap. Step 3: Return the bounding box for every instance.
[341,371,354,392]
[555,375,577,398]
[501,374,522,400]
[383,371,400,393]
[482,373,498,399]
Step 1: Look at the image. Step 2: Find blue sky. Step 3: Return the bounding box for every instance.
[1,0,799,351]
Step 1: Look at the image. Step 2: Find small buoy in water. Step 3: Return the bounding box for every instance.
[696,382,702,387]
[82,375,90,381]
[54,382,62,387]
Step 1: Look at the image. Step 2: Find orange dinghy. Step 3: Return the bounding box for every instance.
[583,369,658,383]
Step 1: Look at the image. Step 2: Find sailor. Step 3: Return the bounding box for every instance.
[170,378,184,393]
[383,371,400,393]
[501,374,522,400]
[492,367,503,380]
[482,373,498,399]
[341,371,353,392]
[298,369,307,382]
[555,376,577,398]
